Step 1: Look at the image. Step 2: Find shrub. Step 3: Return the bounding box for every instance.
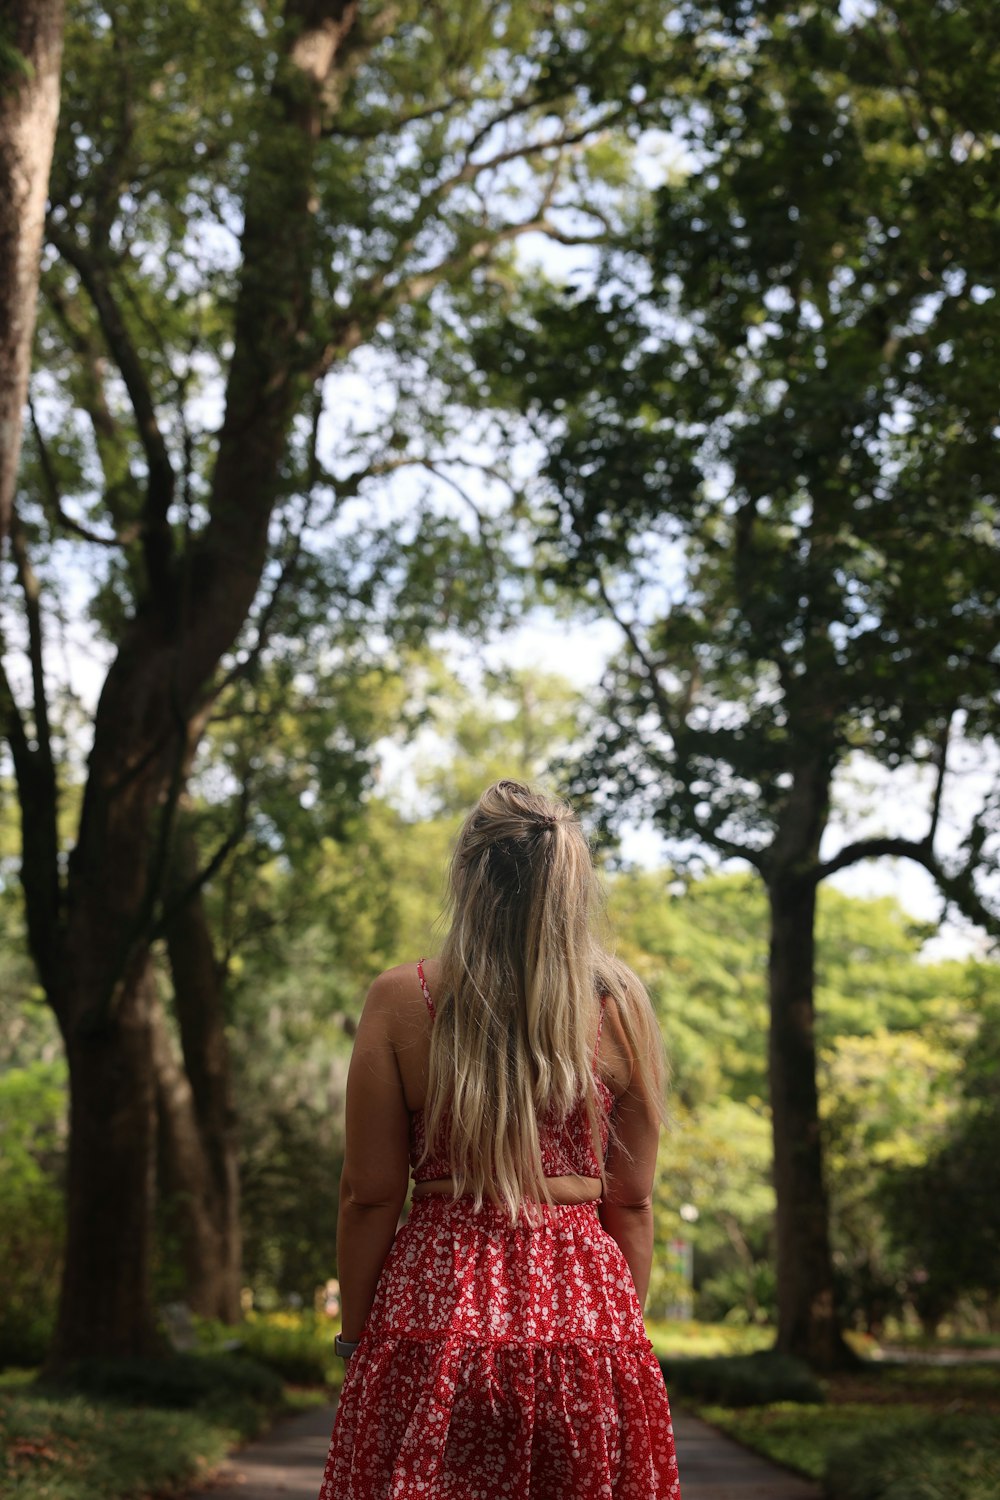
[199,1312,339,1386]
[0,1063,66,1371]
[43,1352,283,1420]
[0,1388,233,1499]
[823,1414,1000,1500]
[661,1349,825,1407]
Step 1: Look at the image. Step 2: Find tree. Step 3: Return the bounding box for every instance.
[885,1001,1000,1331]
[472,0,1000,1367]
[0,0,64,542]
[0,0,670,1365]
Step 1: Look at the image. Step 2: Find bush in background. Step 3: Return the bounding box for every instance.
[662,1350,824,1407]
[197,1311,340,1387]
[0,1063,65,1370]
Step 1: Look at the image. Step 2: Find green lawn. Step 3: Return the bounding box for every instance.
[699,1401,928,1480]
[645,1318,774,1359]
[0,1314,343,1500]
[692,1360,1000,1498]
[0,1386,245,1500]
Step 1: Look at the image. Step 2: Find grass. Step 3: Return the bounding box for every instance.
[645,1318,774,1359]
[699,1402,929,1481]
[693,1358,1000,1497]
[0,1312,346,1500]
[0,1388,236,1499]
[825,1413,1000,1500]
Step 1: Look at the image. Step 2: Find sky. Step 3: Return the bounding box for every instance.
[8,26,993,964]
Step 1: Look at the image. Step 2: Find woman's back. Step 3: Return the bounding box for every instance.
[320,782,682,1499]
[409,958,617,1186]
[391,957,633,1119]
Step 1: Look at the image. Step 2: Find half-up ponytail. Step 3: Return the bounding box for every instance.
[423,780,636,1218]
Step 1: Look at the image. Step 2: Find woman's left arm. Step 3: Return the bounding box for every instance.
[336,971,411,1342]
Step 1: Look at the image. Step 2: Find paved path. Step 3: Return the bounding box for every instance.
[185,1401,821,1499]
[187,1405,336,1500]
[672,1408,820,1499]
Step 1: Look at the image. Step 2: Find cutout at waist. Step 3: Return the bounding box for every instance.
[412,1174,602,1205]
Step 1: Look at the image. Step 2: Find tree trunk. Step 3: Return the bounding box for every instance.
[151,984,238,1322]
[0,0,65,541]
[17,0,359,1369]
[158,825,242,1322]
[767,867,854,1369]
[48,957,165,1365]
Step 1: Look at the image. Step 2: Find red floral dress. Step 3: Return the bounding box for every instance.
[319,963,681,1500]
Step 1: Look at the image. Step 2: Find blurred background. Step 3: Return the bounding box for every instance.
[1,1,998,1496]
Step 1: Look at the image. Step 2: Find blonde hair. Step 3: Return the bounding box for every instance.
[422,779,666,1217]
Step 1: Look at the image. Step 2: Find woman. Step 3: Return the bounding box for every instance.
[319,780,681,1499]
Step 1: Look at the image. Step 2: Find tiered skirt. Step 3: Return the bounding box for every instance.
[319,1196,681,1499]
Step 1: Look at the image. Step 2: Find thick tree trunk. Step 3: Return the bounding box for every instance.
[767,869,853,1368]
[23,0,359,1370]
[0,0,65,541]
[151,985,239,1321]
[48,958,165,1364]
[762,744,856,1372]
[158,826,242,1322]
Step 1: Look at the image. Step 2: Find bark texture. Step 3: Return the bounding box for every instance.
[0,0,65,541]
[38,0,360,1368]
[765,755,856,1371]
[157,826,242,1322]
[50,960,166,1362]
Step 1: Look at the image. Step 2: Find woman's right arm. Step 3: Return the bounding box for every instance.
[598,1013,661,1308]
[336,972,411,1342]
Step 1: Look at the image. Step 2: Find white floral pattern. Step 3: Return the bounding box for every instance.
[319,1198,681,1499]
[318,962,681,1497]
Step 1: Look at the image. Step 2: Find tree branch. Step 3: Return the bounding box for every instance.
[8,503,53,770]
[0,640,31,777]
[28,399,135,546]
[0,618,63,996]
[323,89,472,140]
[927,713,952,847]
[815,831,999,940]
[357,105,625,315]
[595,570,680,746]
[150,784,252,945]
[46,224,175,593]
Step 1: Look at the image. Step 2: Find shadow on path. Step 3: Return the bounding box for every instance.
[185,1404,336,1500]
[183,1399,822,1499]
[672,1408,821,1499]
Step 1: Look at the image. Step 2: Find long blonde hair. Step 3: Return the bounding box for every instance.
[422,779,666,1217]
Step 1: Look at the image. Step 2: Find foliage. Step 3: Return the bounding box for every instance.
[661,1350,824,1407]
[199,1312,342,1389]
[0,1063,66,1367]
[884,1002,1000,1324]
[41,1352,283,1413]
[644,1320,773,1360]
[824,1414,1000,1500]
[473,0,1000,903]
[0,1359,281,1500]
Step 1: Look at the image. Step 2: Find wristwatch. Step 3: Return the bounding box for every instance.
[334,1334,359,1359]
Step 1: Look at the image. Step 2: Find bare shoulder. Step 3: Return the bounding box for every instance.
[597,992,634,1098]
[362,960,437,1040]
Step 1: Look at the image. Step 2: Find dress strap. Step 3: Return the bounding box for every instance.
[417,958,435,1020]
[592,992,608,1067]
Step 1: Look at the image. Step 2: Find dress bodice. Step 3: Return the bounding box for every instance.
[409,960,614,1182]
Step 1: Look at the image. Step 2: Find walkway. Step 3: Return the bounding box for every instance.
[672,1408,820,1499]
[185,1401,821,1499]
